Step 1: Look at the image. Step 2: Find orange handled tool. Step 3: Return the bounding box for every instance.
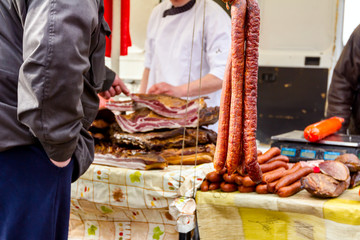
[304,116,344,142]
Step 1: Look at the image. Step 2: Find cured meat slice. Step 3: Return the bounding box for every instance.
[131,94,207,118]
[106,94,207,118]
[94,153,167,170]
[105,100,134,112]
[110,125,217,150]
[335,153,360,172]
[160,144,215,165]
[350,171,360,188]
[115,107,219,133]
[301,173,348,198]
[94,144,167,170]
[319,161,350,181]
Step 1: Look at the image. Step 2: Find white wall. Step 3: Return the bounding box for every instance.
[343,0,360,44]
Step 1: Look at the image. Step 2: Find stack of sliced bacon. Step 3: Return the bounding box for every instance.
[106,94,218,133]
[214,0,262,183]
[89,94,220,169]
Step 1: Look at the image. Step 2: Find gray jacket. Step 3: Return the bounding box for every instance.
[0,0,114,181]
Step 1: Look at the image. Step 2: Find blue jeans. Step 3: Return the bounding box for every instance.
[0,144,73,240]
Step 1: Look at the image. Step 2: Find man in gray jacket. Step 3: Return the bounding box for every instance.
[0,0,128,239]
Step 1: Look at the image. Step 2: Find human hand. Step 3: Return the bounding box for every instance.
[147,82,184,97]
[99,75,130,99]
[50,158,71,168]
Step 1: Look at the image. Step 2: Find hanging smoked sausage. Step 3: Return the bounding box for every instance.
[226,0,247,175]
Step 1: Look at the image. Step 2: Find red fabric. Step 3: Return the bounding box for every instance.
[104,0,113,57]
[120,0,132,56]
[103,0,132,57]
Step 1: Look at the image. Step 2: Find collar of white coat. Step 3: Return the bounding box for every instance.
[163,0,196,18]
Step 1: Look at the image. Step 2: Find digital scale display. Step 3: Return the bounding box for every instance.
[281,147,296,157]
[300,149,316,159]
[270,130,360,162]
[323,151,341,160]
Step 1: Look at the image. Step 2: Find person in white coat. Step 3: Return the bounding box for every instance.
[139,0,231,131]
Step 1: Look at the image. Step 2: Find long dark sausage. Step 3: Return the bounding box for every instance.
[226,0,247,175]
[243,0,262,183]
[213,55,232,172]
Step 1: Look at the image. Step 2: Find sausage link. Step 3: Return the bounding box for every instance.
[234,175,243,185]
[219,168,227,175]
[209,182,221,191]
[242,175,257,187]
[213,56,232,172]
[277,180,302,197]
[206,171,223,183]
[243,0,262,184]
[257,147,281,164]
[260,160,289,173]
[226,0,247,175]
[239,185,255,193]
[267,180,278,193]
[223,173,239,183]
[236,159,247,176]
[284,162,302,175]
[201,180,209,192]
[262,167,286,183]
[221,183,238,192]
[255,183,269,194]
[265,155,290,164]
[275,167,313,192]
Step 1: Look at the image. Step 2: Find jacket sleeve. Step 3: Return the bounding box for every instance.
[102,66,116,91]
[326,25,360,132]
[17,0,99,162]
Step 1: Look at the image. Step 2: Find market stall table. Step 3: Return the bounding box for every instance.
[68,163,212,240]
[196,186,360,240]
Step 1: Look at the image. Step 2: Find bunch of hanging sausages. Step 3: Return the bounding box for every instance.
[213,0,262,182]
[203,147,314,197]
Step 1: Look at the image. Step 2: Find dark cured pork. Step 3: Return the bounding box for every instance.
[301,173,349,198]
[110,125,217,150]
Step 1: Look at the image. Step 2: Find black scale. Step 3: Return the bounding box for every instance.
[270,130,360,162]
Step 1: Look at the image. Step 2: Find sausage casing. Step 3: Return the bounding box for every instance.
[260,160,289,173]
[275,167,313,192]
[213,55,232,172]
[277,180,302,197]
[243,0,262,184]
[226,0,247,175]
[257,147,281,164]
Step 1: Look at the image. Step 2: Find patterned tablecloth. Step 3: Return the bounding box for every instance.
[68,163,214,240]
[196,186,360,240]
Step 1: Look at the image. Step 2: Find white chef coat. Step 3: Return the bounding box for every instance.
[144,0,231,131]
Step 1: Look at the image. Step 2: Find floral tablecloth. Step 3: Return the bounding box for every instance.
[196,186,360,240]
[69,163,214,240]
